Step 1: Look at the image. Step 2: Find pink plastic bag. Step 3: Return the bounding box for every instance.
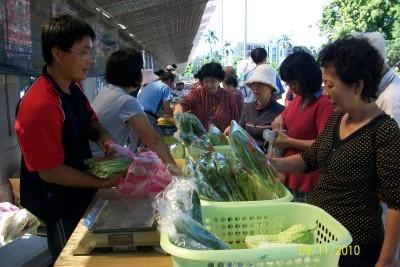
[117,151,172,198]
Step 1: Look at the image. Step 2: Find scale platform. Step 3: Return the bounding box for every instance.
[73,192,160,255]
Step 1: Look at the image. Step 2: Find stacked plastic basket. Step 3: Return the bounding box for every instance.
[160,202,352,267]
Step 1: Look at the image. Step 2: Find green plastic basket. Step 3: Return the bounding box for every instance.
[200,181,293,206]
[160,202,352,267]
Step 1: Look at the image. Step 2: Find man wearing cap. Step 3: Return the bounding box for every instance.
[235,64,284,150]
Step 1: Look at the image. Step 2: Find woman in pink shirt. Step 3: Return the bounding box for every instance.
[272,51,333,203]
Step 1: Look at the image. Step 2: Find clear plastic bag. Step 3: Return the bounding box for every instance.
[155,178,229,250]
[230,121,279,199]
[0,203,40,246]
[206,123,229,146]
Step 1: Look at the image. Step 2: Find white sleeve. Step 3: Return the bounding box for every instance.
[378,87,400,126]
[119,97,146,123]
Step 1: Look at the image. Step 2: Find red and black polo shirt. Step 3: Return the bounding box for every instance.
[15,66,98,223]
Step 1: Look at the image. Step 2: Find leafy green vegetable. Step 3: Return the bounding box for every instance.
[191,190,202,224]
[174,214,231,250]
[229,121,279,199]
[84,157,132,179]
[169,143,185,158]
[245,224,315,248]
[207,124,229,146]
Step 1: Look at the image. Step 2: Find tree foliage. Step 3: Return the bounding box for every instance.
[320,0,400,66]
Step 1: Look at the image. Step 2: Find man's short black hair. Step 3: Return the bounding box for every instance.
[279,51,322,95]
[41,14,95,65]
[251,47,268,64]
[105,48,143,88]
[318,36,383,102]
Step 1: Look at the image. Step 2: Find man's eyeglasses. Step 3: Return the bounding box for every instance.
[62,48,95,60]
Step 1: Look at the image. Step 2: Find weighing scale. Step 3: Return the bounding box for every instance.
[73,190,160,255]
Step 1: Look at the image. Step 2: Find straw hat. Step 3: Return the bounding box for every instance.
[245,64,279,93]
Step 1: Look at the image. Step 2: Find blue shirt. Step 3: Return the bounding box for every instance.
[137,80,172,114]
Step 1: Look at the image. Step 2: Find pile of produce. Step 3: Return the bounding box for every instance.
[245,224,315,248]
[174,112,282,201]
[229,121,280,199]
[174,113,228,147]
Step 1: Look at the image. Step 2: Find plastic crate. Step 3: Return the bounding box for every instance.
[160,202,352,267]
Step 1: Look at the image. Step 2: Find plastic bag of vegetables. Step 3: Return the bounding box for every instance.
[229,121,279,199]
[185,135,213,161]
[193,158,225,201]
[174,214,230,250]
[156,178,230,250]
[174,112,207,146]
[196,153,234,201]
[206,123,229,146]
[174,112,207,137]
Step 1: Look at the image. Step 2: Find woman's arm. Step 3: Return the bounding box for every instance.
[375,208,400,267]
[127,115,176,166]
[88,121,116,155]
[270,154,307,174]
[173,103,184,114]
[273,131,315,151]
[271,114,286,130]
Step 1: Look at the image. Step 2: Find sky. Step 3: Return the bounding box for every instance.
[193,0,332,57]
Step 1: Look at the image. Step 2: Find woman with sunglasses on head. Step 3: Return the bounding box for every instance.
[271,51,333,203]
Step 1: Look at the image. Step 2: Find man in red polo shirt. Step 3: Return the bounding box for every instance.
[15,15,119,261]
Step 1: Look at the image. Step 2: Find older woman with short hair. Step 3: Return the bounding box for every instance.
[271,36,400,267]
[174,62,241,131]
[235,64,284,150]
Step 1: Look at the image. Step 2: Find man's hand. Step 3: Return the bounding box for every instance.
[97,170,126,188]
[102,139,117,157]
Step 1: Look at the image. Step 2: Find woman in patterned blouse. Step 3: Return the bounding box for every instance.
[174,63,241,131]
[271,36,400,267]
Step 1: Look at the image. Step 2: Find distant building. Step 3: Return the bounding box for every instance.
[234,42,265,59]
[265,36,293,65]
